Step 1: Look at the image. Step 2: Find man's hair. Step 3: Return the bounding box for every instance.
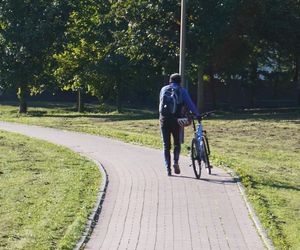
[169,73,181,84]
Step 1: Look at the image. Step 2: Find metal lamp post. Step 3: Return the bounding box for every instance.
[179,0,187,144]
[179,0,186,88]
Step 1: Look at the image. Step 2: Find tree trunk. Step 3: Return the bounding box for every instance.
[116,80,122,112]
[250,84,256,108]
[295,54,300,106]
[17,85,28,113]
[209,69,216,109]
[197,66,205,111]
[249,62,258,108]
[77,88,84,113]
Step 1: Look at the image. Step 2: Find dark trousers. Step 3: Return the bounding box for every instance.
[160,118,181,170]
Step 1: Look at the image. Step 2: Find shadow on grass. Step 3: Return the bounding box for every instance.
[2,101,299,122]
[1,101,158,121]
[258,180,300,192]
[213,108,300,123]
[27,111,48,116]
[43,108,299,122]
[27,111,159,121]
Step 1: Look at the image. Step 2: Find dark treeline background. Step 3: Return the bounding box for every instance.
[0,0,299,112]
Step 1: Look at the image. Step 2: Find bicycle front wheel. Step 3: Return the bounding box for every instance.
[191,138,201,179]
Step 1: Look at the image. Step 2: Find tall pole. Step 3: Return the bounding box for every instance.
[179,0,187,144]
[179,0,186,88]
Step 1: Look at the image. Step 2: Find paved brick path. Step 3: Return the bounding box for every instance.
[0,122,267,250]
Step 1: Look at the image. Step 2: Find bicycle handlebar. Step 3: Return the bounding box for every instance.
[192,111,215,122]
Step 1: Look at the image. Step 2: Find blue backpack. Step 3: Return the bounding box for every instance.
[159,85,183,117]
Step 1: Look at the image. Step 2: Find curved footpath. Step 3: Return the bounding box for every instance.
[0,122,269,250]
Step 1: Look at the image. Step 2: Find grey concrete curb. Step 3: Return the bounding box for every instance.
[221,164,275,250]
[74,156,108,250]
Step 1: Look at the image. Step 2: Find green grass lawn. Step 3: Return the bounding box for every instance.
[0,129,101,250]
[0,101,299,249]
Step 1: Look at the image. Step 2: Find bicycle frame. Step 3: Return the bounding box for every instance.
[190,112,213,178]
[192,117,211,158]
[192,119,203,156]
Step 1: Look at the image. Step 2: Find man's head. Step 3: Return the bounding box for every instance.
[169,73,181,84]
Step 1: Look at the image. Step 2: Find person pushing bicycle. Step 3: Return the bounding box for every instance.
[159,73,200,176]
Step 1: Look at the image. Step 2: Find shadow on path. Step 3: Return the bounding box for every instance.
[171,173,237,185]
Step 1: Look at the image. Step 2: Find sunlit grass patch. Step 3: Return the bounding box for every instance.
[0,130,101,249]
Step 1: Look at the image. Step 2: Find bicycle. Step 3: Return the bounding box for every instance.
[190,112,213,179]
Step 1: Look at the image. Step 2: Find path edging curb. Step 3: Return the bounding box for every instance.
[74,156,108,250]
[221,164,275,250]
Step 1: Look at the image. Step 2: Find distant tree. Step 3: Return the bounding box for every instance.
[186,0,300,108]
[111,0,180,71]
[260,0,300,104]
[0,0,71,112]
[54,0,137,112]
[53,0,109,112]
[101,0,182,110]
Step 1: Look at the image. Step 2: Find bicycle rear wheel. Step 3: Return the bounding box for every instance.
[191,138,201,179]
[201,137,211,174]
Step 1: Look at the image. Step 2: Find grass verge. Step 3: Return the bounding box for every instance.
[0,129,101,250]
[0,101,299,249]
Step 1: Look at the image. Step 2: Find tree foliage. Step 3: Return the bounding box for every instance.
[1,0,299,111]
[0,0,72,112]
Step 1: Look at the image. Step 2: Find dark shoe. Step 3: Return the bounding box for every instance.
[173,163,180,174]
[167,168,172,176]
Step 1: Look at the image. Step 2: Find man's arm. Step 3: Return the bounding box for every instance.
[181,88,199,116]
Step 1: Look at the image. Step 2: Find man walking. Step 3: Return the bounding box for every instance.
[159,73,200,176]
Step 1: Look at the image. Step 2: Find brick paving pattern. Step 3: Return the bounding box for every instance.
[0,122,266,250]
